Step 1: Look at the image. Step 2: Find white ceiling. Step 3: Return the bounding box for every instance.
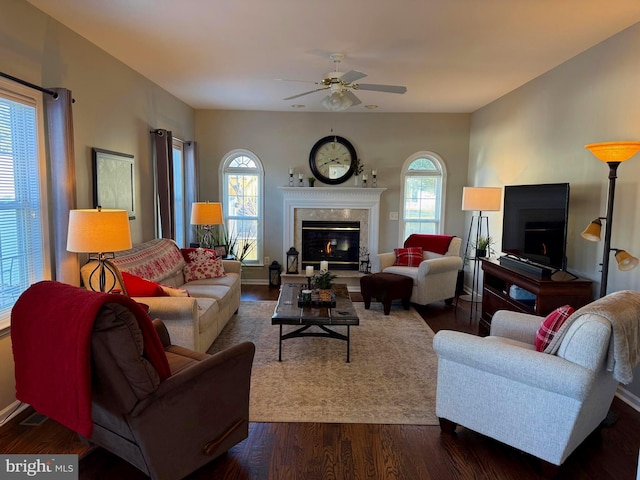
[27,0,640,113]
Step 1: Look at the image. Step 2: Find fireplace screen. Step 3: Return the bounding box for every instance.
[301,221,360,270]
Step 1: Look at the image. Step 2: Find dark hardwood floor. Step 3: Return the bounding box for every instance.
[1,285,638,479]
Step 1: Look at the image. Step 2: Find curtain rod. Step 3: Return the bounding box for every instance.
[1,71,59,99]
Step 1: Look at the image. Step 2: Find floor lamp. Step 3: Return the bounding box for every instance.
[461,187,502,320]
[582,142,640,298]
[67,208,132,293]
[190,202,223,248]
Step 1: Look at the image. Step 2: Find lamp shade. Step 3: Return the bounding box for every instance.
[67,209,132,253]
[321,92,352,112]
[615,250,639,271]
[190,202,223,225]
[585,141,640,163]
[581,218,602,242]
[462,187,502,212]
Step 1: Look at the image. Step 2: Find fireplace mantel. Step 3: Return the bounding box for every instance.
[279,187,386,263]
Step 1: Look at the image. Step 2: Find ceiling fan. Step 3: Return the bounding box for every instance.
[283,53,407,111]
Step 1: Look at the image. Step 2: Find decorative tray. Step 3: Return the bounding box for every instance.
[297,290,336,308]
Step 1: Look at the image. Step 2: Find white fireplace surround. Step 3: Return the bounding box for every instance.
[279,187,386,264]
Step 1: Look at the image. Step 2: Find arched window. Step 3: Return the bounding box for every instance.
[400,152,447,241]
[220,150,263,265]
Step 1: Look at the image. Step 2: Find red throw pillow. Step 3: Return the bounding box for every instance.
[393,247,423,267]
[535,305,575,352]
[121,271,168,297]
[181,247,217,263]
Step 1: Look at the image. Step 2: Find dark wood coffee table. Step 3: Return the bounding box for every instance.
[272,283,359,362]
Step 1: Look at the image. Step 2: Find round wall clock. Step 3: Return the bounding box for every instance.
[309,135,357,185]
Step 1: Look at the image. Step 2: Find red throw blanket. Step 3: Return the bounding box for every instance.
[11,281,170,437]
[404,234,454,255]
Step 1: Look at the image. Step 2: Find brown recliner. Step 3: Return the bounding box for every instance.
[88,303,255,480]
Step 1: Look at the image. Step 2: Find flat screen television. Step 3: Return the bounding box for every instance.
[501,183,570,272]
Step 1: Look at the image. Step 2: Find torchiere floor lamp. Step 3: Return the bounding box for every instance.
[582,141,640,298]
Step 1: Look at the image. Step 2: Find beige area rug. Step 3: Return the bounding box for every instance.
[208,300,439,425]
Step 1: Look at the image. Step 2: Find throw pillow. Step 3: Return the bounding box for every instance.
[159,285,190,297]
[121,271,168,297]
[393,247,423,267]
[183,257,226,282]
[535,305,575,352]
[181,247,217,264]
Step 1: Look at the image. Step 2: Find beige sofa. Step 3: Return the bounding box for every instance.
[81,238,241,353]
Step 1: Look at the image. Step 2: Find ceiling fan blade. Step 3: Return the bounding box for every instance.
[353,83,407,94]
[283,87,329,100]
[339,70,367,84]
[343,90,361,106]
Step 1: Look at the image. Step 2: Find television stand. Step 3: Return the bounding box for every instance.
[480,259,593,335]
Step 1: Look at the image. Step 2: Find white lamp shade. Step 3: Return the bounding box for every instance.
[462,187,502,212]
[67,209,132,253]
[190,202,223,225]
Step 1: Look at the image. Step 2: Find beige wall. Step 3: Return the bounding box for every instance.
[469,23,640,395]
[195,110,471,281]
[0,0,195,414]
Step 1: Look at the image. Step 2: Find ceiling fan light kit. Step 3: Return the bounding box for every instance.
[283,53,407,111]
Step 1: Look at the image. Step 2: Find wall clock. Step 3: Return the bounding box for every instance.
[309,135,357,185]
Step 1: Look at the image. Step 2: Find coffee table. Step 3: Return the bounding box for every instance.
[272,283,359,362]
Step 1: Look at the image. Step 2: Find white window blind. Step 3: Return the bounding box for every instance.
[0,85,46,328]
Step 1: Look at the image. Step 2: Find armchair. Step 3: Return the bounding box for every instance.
[371,234,462,305]
[11,282,255,480]
[433,290,640,470]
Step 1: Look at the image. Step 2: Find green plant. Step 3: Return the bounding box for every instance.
[474,236,493,250]
[312,270,337,289]
[213,224,256,264]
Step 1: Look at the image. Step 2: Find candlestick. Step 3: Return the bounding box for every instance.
[372,171,377,187]
[289,173,293,187]
[320,260,329,272]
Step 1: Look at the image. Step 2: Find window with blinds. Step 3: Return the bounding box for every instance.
[0,80,48,329]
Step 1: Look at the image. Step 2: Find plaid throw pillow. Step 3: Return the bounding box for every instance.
[393,247,423,267]
[535,305,575,352]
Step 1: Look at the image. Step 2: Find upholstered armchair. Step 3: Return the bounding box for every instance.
[433,290,640,470]
[11,282,255,480]
[371,234,463,306]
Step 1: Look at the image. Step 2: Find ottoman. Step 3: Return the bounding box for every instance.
[360,272,413,315]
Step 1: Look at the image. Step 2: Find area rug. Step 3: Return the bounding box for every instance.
[208,300,439,425]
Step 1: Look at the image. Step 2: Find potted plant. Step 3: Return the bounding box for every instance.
[474,236,493,258]
[313,270,337,301]
[308,176,316,187]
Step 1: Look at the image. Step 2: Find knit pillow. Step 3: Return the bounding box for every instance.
[535,305,575,352]
[393,247,423,267]
[181,247,217,263]
[184,256,226,282]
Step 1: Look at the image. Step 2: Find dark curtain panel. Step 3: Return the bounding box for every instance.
[46,88,79,286]
[184,141,199,246]
[152,129,174,239]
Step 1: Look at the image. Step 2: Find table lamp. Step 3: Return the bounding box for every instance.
[67,207,132,292]
[190,202,223,248]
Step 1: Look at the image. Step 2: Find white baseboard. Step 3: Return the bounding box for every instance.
[616,385,640,413]
[0,400,28,427]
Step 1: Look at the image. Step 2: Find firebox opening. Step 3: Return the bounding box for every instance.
[302,220,360,271]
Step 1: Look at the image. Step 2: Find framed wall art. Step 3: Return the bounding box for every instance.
[92,148,135,219]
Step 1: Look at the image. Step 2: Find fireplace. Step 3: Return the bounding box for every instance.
[302,221,360,270]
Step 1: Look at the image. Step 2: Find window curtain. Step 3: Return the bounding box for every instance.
[152,129,174,239]
[46,88,79,286]
[184,141,199,246]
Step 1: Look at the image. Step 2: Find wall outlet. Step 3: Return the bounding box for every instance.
[264,256,270,265]
[389,212,399,221]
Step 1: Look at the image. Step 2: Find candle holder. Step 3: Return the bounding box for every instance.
[372,174,377,187]
[289,173,294,187]
[362,178,367,188]
[299,176,304,187]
